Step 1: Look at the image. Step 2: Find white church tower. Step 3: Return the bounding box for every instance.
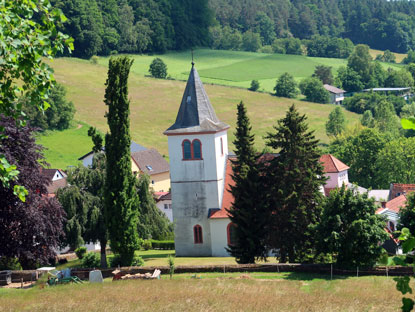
[164,63,229,256]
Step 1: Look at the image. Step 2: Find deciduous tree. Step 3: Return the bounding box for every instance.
[326,106,346,137]
[316,185,388,268]
[274,73,298,98]
[0,116,65,269]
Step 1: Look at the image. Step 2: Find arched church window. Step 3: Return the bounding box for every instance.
[182,140,191,160]
[192,139,202,159]
[193,224,203,244]
[227,223,236,246]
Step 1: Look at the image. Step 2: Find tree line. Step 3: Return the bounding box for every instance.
[228,102,388,267]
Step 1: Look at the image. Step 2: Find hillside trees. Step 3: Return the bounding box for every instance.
[0,0,72,199]
[0,116,65,269]
[326,107,346,137]
[104,57,140,265]
[299,78,330,103]
[274,73,298,98]
[312,65,334,85]
[399,193,415,232]
[227,102,268,264]
[316,185,388,268]
[265,105,326,262]
[22,84,75,131]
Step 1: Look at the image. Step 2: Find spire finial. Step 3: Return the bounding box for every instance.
[191,49,194,67]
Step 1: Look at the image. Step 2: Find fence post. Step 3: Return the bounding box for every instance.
[357,266,359,277]
[331,263,333,281]
[386,266,388,279]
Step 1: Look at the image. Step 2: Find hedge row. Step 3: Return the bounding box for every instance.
[149,240,175,250]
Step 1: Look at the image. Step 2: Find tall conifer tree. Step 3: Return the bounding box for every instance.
[226,102,268,263]
[104,56,140,265]
[265,104,326,263]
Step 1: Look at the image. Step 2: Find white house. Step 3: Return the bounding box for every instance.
[323,84,345,105]
[154,191,173,222]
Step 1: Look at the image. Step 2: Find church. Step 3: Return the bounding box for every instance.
[164,63,353,257]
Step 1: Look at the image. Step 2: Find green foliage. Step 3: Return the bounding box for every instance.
[326,106,346,137]
[306,35,354,58]
[299,77,329,103]
[385,69,414,88]
[242,30,261,52]
[361,110,375,128]
[149,58,168,79]
[249,80,260,91]
[271,38,302,55]
[336,66,364,92]
[136,174,174,241]
[88,127,104,153]
[274,73,298,98]
[227,102,268,264]
[399,194,415,235]
[312,65,334,85]
[82,252,100,268]
[142,240,152,250]
[104,56,140,266]
[376,50,396,63]
[75,247,87,259]
[344,92,405,116]
[329,128,386,189]
[347,44,373,87]
[265,105,326,262]
[316,185,388,268]
[375,137,415,188]
[0,0,72,198]
[403,51,415,64]
[0,257,22,270]
[150,240,175,250]
[22,83,75,131]
[167,255,175,279]
[90,56,99,64]
[110,253,144,267]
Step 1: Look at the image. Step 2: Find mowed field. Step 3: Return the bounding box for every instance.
[0,274,403,311]
[42,53,361,168]
[97,48,403,92]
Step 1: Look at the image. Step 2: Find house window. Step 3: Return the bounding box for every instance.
[151,180,155,185]
[168,204,172,209]
[227,223,236,246]
[220,137,223,156]
[193,225,203,244]
[389,221,395,232]
[182,140,192,160]
[192,139,202,159]
[182,139,202,160]
[164,204,168,209]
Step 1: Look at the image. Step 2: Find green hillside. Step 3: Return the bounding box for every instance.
[40,51,362,168]
[96,49,401,93]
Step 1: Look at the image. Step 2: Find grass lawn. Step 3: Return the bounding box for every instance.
[36,121,94,169]
[0,273,403,311]
[41,55,361,168]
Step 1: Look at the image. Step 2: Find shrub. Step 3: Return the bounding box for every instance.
[150,240,175,250]
[299,77,330,103]
[149,58,167,79]
[260,45,273,53]
[143,240,152,250]
[167,255,175,279]
[274,72,298,98]
[81,252,100,268]
[0,257,22,270]
[90,55,99,64]
[110,254,144,267]
[110,50,118,55]
[75,246,87,259]
[249,80,260,91]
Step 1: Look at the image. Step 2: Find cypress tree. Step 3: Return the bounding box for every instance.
[265,104,326,263]
[104,56,140,265]
[226,101,268,264]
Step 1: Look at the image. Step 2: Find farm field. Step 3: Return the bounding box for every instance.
[96,48,402,92]
[0,273,402,311]
[44,55,361,168]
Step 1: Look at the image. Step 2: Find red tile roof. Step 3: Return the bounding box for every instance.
[390,183,415,199]
[209,158,234,219]
[385,194,407,213]
[319,154,349,173]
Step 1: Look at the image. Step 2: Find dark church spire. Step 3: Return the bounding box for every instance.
[164,64,229,134]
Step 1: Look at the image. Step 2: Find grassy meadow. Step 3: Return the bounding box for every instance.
[43,52,362,168]
[0,273,403,311]
[36,122,94,169]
